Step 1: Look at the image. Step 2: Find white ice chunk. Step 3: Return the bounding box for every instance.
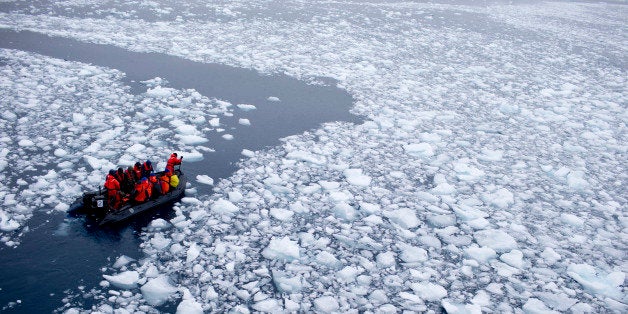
[482,188,514,209]
[465,245,497,264]
[176,299,203,314]
[286,150,326,165]
[500,250,524,269]
[410,281,447,301]
[238,118,251,126]
[398,244,428,263]
[102,271,139,290]
[474,229,517,252]
[269,207,294,221]
[141,275,178,306]
[403,143,434,157]
[237,104,256,111]
[267,96,280,102]
[343,168,371,186]
[314,296,339,313]
[210,199,238,215]
[262,236,299,261]
[540,247,561,265]
[523,298,559,314]
[113,255,135,268]
[384,208,419,229]
[376,251,396,267]
[187,243,201,262]
[195,175,214,185]
[567,263,625,300]
[252,299,280,312]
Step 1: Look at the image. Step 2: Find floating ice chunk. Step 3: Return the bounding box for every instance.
[267,96,280,102]
[428,214,456,227]
[482,188,514,209]
[286,150,326,165]
[465,245,497,264]
[113,255,135,268]
[241,149,255,157]
[195,175,214,185]
[237,104,256,111]
[478,149,503,162]
[336,266,362,283]
[410,281,447,301]
[177,134,209,145]
[273,271,302,293]
[83,155,115,171]
[150,233,171,251]
[333,202,357,221]
[141,275,178,306]
[54,148,68,157]
[222,134,234,140]
[384,208,419,229]
[289,201,309,214]
[398,244,428,263]
[523,298,559,314]
[535,292,578,311]
[102,271,139,290]
[125,144,146,154]
[566,171,589,190]
[148,219,170,231]
[500,250,524,269]
[343,168,371,186]
[208,117,220,127]
[442,300,482,314]
[474,229,517,252]
[359,202,381,214]
[403,143,434,157]
[252,299,280,312]
[314,296,339,313]
[316,251,342,268]
[560,213,584,227]
[146,86,175,98]
[187,243,200,262]
[376,251,396,267]
[453,162,485,182]
[452,204,488,221]
[210,199,238,215]
[0,212,20,231]
[270,207,294,221]
[567,263,625,300]
[228,191,243,203]
[238,118,251,126]
[176,299,203,314]
[432,182,456,195]
[262,236,299,261]
[540,247,561,265]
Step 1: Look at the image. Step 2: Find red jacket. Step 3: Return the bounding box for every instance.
[166,154,182,173]
[104,174,120,193]
[133,181,148,202]
[143,179,153,199]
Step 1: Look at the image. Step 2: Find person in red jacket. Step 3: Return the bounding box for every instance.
[141,160,154,178]
[104,169,121,210]
[166,153,183,174]
[133,162,142,181]
[159,169,171,194]
[131,178,149,204]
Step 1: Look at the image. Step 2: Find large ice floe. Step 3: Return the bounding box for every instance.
[0,0,626,313]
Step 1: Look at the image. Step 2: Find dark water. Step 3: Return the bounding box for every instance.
[0,29,359,313]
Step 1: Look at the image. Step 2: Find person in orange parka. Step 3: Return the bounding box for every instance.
[159,169,171,194]
[166,153,183,174]
[131,177,149,204]
[104,169,121,210]
[143,176,153,200]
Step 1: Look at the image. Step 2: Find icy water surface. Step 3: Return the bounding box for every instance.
[0,29,358,312]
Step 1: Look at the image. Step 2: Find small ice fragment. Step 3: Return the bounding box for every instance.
[196,175,214,185]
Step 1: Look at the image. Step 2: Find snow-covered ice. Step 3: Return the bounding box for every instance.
[1,0,626,313]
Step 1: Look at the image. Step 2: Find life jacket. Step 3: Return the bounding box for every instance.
[143,179,153,199]
[170,174,180,188]
[166,154,182,173]
[133,182,148,202]
[159,175,170,194]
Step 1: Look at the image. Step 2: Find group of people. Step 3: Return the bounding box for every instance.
[103,153,183,210]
